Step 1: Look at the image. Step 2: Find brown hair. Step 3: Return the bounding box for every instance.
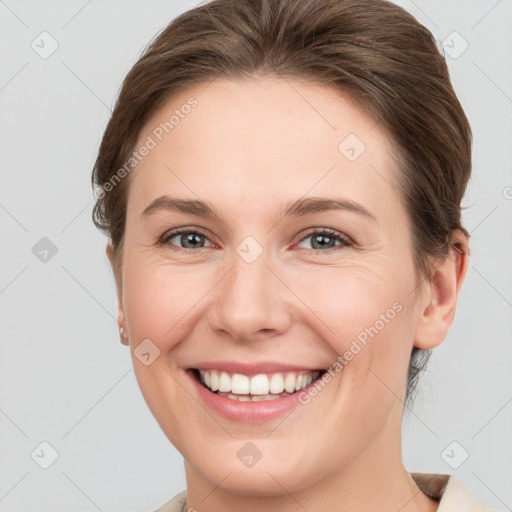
[92,0,472,407]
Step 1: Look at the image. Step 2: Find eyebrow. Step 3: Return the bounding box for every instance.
[282,197,376,221]
[141,196,224,221]
[140,195,377,222]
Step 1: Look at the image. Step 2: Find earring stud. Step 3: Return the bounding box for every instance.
[119,326,129,345]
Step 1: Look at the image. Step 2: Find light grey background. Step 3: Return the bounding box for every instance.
[0,1,510,511]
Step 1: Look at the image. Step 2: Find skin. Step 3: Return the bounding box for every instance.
[107,76,468,512]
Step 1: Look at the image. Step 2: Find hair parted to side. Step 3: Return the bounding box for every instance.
[91,0,472,407]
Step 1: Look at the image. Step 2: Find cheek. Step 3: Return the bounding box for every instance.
[122,243,418,376]
[286,262,409,350]
[123,259,211,347]
[284,262,418,404]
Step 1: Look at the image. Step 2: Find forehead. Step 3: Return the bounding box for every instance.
[128,76,402,221]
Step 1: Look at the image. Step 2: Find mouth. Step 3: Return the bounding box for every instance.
[190,368,327,402]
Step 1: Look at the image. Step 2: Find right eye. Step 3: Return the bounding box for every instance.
[159,228,215,252]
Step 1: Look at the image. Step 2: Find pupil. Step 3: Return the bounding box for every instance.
[313,234,333,249]
[183,233,203,248]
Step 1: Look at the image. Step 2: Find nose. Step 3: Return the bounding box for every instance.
[208,247,292,344]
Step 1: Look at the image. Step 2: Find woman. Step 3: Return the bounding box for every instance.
[92,0,493,510]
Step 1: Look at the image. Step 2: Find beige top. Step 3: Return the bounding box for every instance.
[152,472,494,511]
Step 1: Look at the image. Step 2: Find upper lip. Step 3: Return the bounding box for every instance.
[187,361,326,376]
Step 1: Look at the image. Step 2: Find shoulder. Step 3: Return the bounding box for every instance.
[151,490,187,512]
[411,472,495,511]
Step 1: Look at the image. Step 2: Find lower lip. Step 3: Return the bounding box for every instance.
[186,369,318,423]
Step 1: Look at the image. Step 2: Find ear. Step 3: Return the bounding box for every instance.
[414,231,469,349]
[106,240,126,330]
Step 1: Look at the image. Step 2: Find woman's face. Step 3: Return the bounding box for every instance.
[116,76,430,494]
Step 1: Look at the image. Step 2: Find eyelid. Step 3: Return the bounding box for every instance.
[293,227,353,251]
[159,226,353,253]
[159,226,215,247]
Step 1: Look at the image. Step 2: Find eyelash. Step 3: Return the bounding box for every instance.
[158,227,353,254]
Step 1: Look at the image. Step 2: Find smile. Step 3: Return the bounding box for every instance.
[192,368,326,401]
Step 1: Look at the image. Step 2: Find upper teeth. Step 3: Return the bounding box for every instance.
[198,369,320,395]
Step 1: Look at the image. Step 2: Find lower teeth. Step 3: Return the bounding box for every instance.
[216,391,292,401]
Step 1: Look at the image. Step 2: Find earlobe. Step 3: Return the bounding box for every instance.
[106,240,115,265]
[414,233,469,350]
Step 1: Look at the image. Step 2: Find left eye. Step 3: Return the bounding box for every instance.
[295,229,351,251]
